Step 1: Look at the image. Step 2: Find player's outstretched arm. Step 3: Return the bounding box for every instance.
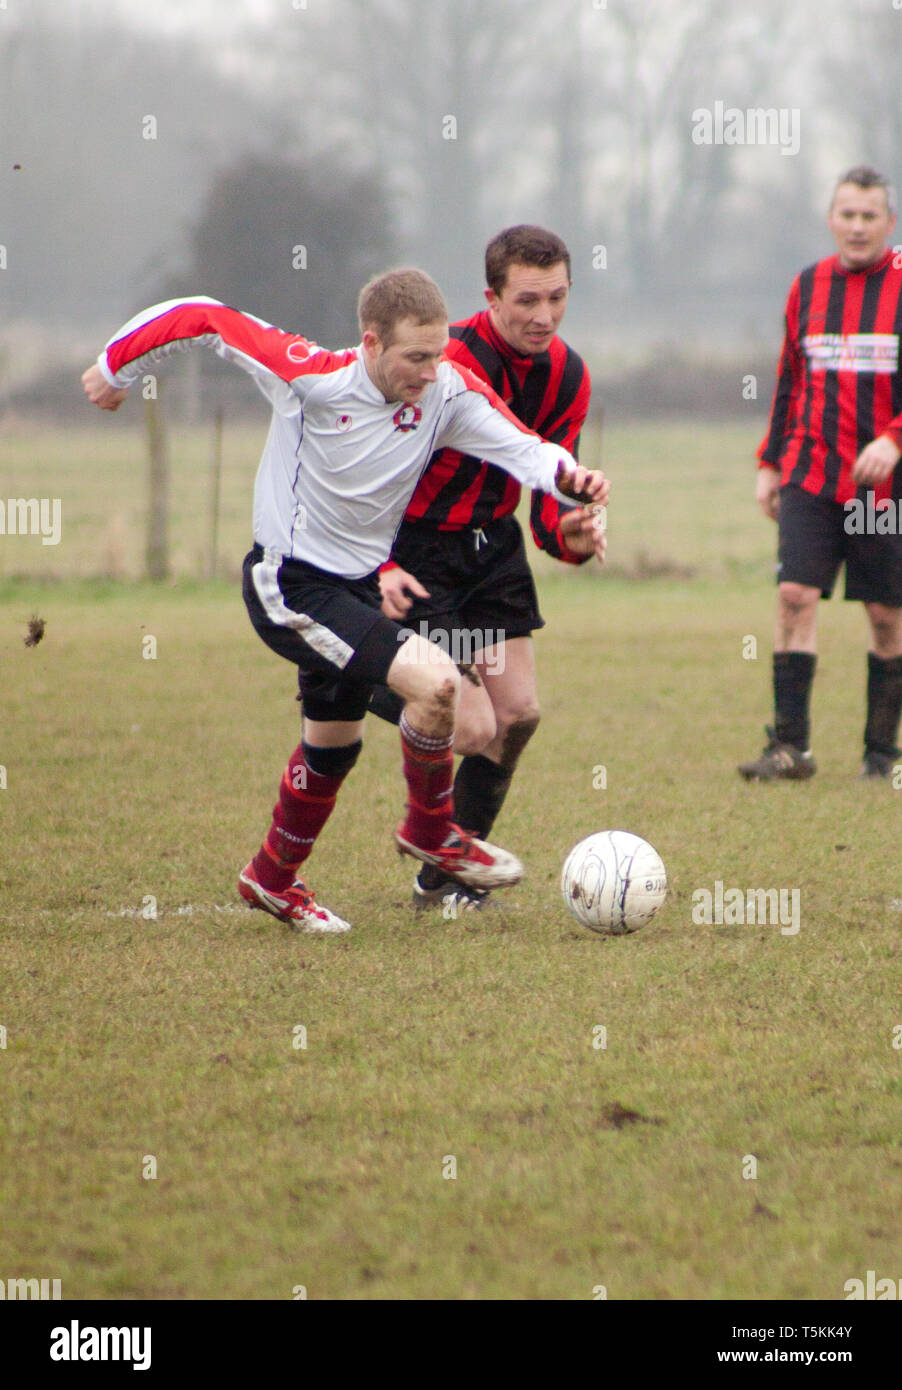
[755,283,802,508]
[81,363,130,411]
[80,296,344,417]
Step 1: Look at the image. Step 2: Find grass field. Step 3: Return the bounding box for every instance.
[1,420,901,1301]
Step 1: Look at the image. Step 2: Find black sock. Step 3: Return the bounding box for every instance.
[864,652,902,758]
[452,753,513,838]
[773,651,816,750]
[417,862,450,889]
[416,754,513,890]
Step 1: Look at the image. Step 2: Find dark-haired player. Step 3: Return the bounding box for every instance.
[82,268,609,932]
[369,226,605,911]
[740,166,902,782]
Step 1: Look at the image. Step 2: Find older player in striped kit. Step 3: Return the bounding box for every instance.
[740,166,902,782]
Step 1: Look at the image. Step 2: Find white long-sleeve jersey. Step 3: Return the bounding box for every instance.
[98,296,582,578]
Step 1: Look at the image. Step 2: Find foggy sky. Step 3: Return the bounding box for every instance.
[1,0,899,377]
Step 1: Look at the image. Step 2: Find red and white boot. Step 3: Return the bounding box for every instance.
[394,822,523,891]
[238,862,351,933]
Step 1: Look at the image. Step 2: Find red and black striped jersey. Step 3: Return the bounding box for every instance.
[396,309,592,562]
[758,249,902,504]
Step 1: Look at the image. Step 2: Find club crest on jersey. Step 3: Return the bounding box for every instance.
[393,404,422,432]
[335,414,352,431]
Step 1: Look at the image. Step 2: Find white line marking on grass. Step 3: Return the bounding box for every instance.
[106,903,253,918]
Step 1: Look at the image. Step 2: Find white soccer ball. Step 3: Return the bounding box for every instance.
[561,830,667,935]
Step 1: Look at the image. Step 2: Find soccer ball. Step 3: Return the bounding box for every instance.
[561,831,667,935]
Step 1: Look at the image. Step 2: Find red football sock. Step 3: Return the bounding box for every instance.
[399,710,455,851]
[253,745,344,891]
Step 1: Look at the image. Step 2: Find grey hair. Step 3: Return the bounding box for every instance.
[832,165,897,216]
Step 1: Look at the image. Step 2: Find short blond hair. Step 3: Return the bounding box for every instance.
[357,268,448,345]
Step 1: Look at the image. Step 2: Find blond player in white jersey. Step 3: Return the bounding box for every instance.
[82,268,609,933]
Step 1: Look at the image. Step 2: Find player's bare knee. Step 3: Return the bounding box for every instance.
[407,670,459,740]
[430,669,460,710]
[387,633,458,705]
[778,582,818,618]
[496,709,540,772]
[495,701,541,741]
[407,659,460,716]
[867,604,902,654]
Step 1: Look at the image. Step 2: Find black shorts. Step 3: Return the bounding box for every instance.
[777,484,902,605]
[242,545,406,721]
[390,514,544,655]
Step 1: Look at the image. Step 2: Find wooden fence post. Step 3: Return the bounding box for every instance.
[145,390,170,581]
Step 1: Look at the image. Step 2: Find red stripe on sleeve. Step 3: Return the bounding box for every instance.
[105,301,355,383]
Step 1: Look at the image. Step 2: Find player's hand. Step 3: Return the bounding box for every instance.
[81,363,130,411]
[559,505,607,562]
[555,461,610,507]
[379,564,431,620]
[851,434,902,485]
[756,466,780,521]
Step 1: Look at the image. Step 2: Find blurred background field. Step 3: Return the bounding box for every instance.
[0,415,775,583]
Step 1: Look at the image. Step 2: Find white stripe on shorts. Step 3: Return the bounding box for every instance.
[252,548,355,669]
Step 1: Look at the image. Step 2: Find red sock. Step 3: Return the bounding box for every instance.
[253,746,344,891]
[399,711,454,851]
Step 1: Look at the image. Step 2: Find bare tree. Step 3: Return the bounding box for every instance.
[817,1,902,184]
[0,13,290,328]
[187,155,395,345]
[264,0,574,309]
